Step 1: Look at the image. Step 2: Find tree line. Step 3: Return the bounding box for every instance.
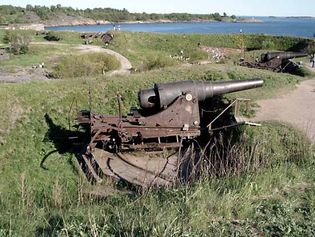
[0,4,237,24]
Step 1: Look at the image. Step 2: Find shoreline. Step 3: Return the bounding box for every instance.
[44,18,263,28]
[0,18,263,32]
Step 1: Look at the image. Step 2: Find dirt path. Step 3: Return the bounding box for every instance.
[253,79,315,142]
[0,43,132,83]
[32,42,132,76]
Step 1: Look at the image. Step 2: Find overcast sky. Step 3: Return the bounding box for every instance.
[1,0,315,17]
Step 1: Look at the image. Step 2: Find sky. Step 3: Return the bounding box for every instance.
[1,0,315,17]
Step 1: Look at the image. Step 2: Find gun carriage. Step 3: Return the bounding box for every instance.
[76,79,263,187]
[240,51,307,73]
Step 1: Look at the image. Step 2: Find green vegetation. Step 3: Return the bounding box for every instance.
[48,157,315,236]
[141,53,177,70]
[0,30,314,236]
[0,62,314,236]
[53,53,120,78]
[0,4,237,24]
[107,31,313,68]
[2,30,32,55]
[0,44,73,68]
[1,29,312,72]
[43,31,61,41]
[41,31,83,44]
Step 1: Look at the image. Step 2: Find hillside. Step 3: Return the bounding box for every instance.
[0,30,314,236]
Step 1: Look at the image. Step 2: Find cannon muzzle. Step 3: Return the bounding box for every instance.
[139,79,263,109]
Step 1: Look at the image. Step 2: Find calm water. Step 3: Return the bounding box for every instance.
[46,17,315,38]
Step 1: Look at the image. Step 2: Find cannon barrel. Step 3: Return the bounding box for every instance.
[261,51,307,62]
[139,79,263,109]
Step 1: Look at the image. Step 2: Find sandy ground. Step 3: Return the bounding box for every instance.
[253,79,315,142]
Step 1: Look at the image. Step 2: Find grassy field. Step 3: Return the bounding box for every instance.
[0,44,72,68]
[0,31,314,236]
[107,32,313,67]
[1,29,313,69]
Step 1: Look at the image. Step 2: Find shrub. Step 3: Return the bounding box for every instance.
[53,53,120,78]
[43,31,61,41]
[3,30,31,55]
[141,53,176,70]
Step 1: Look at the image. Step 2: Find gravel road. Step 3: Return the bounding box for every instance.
[253,79,315,142]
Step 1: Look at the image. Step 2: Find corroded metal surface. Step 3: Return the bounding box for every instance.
[76,79,263,187]
[91,149,178,187]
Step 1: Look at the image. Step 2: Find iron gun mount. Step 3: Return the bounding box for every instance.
[76,79,263,187]
[240,51,307,74]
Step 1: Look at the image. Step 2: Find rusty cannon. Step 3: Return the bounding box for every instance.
[76,79,263,187]
[240,51,307,74]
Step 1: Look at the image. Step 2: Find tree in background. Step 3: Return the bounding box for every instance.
[210,12,222,21]
[0,4,238,24]
[3,30,31,55]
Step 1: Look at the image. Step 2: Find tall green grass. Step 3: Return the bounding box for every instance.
[109,32,313,67]
[52,52,120,78]
[140,53,176,71]
[0,63,313,236]
[0,44,73,68]
[1,29,313,75]
[41,31,85,45]
[0,30,313,235]
[0,123,313,236]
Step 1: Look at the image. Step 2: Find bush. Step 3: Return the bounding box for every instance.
[3,30,31,55]
[43,31,61,41]
[141,53,176,70]
[53,53,120,78]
